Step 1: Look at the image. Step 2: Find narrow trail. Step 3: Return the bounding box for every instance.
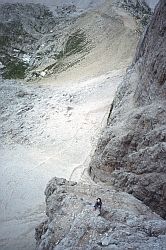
[69,105,111,183]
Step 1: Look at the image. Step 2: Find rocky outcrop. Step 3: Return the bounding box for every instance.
[89,0,166,219]
[36,177,166,250]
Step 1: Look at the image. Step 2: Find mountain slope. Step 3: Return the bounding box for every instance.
[0,0,151,82]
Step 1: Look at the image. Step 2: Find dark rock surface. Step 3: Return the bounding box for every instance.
[90,0,166,219]
[36,177,166,250]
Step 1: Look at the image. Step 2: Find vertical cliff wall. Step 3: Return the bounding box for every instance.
[90,0,166,219]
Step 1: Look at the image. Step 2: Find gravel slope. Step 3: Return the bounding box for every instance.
[0,69,124,250]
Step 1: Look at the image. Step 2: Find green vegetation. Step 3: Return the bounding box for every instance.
[54,30,89,60]
[44,61,61,72]
[0,21,29,79]
[64,30,89,56]
[56,50,64,60]
[0,36,10,46]
[44,29,90,74]
[2,59,28,79]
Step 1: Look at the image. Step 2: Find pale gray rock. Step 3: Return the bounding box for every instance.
[145,0,159,10]
[35,177,166,250]
[90,0,166,219]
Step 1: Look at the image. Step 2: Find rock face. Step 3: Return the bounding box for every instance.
[36,177,166,250]
[90,0,166,219]
[145,0,159,9]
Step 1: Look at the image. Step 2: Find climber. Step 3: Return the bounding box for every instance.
[94,198,102,214]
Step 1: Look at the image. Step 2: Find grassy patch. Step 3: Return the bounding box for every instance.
[44,29,90,74]
[54,30,89,60]
[0,36,10,46]
[44,61,61,72]
[64,30,88,56]
[2,59,28,79]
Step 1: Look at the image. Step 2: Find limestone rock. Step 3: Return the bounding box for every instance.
[89,0,166,219]
[35,177,166,250]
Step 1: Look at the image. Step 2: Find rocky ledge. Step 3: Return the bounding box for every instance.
[36,177,166,250]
